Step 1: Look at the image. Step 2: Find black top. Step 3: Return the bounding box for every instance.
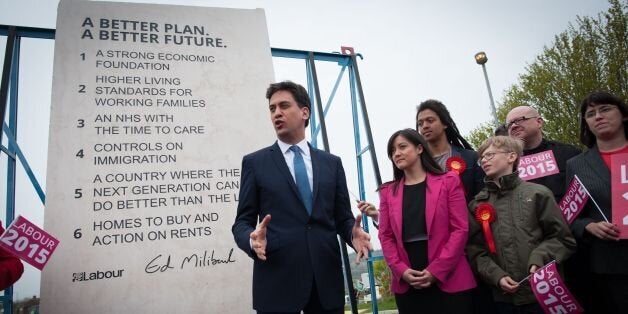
[402,181,427,242]
[523,138,581,202]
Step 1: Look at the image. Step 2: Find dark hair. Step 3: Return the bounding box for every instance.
[266,81,311,127]
[494,123,508,136]
[384,129,445,194]
[579,90,627,148]
[416,99,474,149]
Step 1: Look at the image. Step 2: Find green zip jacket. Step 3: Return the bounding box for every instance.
[466,172,576,305]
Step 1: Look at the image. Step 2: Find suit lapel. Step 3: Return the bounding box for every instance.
[451,146,461,157]
[269,142,301,201]
[391,178,405,237]
[583,147,610,182]
[310,144,321,208]
[425,173,442,235]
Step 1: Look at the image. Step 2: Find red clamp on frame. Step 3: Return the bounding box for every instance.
[340,46,355,55]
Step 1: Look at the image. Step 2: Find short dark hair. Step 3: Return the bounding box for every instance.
[579,90,627,148]
[266,81,311,127]
[385,129,445,194]
[494,123,508,136]
[416,99,474,150]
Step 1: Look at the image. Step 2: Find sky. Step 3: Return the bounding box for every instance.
[0,0,613,301]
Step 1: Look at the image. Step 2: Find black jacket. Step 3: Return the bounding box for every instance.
[566,146,628,275]
[452,146,485,203]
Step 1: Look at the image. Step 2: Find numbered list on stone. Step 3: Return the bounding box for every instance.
[42,1,275,313]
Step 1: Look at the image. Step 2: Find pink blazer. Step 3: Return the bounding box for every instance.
[378,172,476,294]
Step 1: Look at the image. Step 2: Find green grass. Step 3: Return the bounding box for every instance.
[344,297,397,313]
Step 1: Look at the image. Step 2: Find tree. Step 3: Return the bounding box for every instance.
[468,0,627,148]
[372,259,392,299]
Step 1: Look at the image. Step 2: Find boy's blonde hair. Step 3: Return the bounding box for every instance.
[478,136,523,171]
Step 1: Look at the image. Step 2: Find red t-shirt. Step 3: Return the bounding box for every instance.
[599,144,628,169]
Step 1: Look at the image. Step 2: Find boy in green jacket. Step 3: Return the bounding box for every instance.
[466,136,576,314]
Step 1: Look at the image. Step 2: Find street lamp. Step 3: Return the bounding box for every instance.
[474,51,498,125]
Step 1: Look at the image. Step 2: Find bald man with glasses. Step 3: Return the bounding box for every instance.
[505,106,581,202]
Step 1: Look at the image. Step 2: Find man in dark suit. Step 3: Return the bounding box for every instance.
[232,81,372,314]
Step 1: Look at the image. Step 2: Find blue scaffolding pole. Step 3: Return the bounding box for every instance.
[0,25,55,314]
[0,25,19,314]
[0,25,384,314]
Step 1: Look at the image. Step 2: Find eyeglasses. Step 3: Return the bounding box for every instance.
[585,105,617,119]
[505,116,539,129]
[478,151,511,165]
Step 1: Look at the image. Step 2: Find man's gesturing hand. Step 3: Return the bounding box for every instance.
[250,214,271,261]
[352,214,373,264]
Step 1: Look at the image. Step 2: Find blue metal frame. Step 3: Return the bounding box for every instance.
[0,25,384,314]
[347,57,386,313]
[0,25,56,39]
[6,36,20,223]
[313,61,348,143]
[1,26,19,314]
[3,123,46,203]
[1,24,54,314]
[348,63,378,313]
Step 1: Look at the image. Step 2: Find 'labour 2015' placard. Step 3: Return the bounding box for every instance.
[530,261,583,313]
[558,176,589,224]
[518,150,559,181]
[0,216,59,270]
[611,154,628,239]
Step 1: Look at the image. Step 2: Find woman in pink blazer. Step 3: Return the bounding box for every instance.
[378,129,476,314]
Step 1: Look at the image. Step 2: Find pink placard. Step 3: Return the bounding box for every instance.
[558,176,589,224]
[0,216,59,270]
[611,154,628,239]
[518,150,560,181]
[530,261,583,313]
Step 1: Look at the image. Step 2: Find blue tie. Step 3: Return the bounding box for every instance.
[290,145,312,215]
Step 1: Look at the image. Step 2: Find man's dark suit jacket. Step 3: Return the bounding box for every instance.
[566,146,628,275]
[451,146,485,203]
[232,142,355,312]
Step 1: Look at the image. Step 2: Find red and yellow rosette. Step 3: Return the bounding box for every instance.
[475,203,497,254]
[446,156,466,175]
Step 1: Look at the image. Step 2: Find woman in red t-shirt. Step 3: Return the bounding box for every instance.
[566,90,627,313]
